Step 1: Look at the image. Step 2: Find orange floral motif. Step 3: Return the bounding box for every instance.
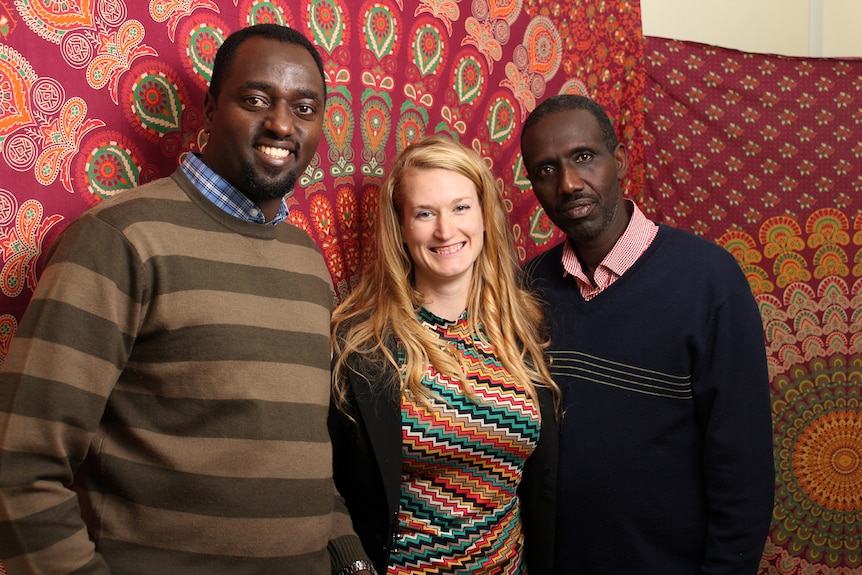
[18,0,95,42]
[88,21,158,102]
[150,0,221,41]
[463,17,503,72]
[794,409,862,511]
[414,0,459,35]
[717,229,772,295]
[35,98,105,192]
[0,200,63,298]
[0,45,36,138]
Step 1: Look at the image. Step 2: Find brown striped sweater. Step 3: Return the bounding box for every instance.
[0,171,368,574]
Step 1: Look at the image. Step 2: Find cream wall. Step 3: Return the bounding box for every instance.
[641,0,862,58]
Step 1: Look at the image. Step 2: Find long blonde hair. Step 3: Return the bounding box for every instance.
[331,135,557,413]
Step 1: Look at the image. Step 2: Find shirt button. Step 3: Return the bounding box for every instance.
[250,208,260,217]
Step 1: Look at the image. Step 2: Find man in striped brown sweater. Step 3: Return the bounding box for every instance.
[0,24,374,575]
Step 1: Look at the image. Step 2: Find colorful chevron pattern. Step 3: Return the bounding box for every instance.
[389,308,540,574]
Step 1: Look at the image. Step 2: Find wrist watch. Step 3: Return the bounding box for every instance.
[338,559,378,575]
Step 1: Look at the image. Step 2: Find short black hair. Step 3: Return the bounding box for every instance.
[521,94,618,152]
[208,24,326,101]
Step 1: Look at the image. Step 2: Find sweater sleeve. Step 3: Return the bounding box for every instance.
[0,216,141,574]
[695,274,775,575]
[327,488,373,574]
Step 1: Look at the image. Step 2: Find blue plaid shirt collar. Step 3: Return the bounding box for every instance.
[180,153,289,226]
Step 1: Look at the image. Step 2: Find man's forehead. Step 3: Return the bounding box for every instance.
[227,41,323,90]
[539,107,597,127]
[532,111,602,144]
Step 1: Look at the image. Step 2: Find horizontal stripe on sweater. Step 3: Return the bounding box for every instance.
[2,384,330,440]
[549,350,693,399]
[94,538,328,574]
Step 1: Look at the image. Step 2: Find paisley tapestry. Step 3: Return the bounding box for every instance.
[0,0,643,330]
[1,0,860,573]
[643,37,862,575]
[0,1,643,571]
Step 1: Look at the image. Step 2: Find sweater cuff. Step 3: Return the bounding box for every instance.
[329,534,371,574]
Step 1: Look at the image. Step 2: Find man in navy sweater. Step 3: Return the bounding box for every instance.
[521,95,775,575]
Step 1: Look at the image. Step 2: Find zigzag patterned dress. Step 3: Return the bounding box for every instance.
[388,308,541,574]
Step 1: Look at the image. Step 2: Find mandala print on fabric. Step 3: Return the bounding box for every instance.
[720,211,862,573]
[74,131,153,204]
[645,36,862,574]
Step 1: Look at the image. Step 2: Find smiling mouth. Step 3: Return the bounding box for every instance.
[257,145,292,159]
[431,242,466,255]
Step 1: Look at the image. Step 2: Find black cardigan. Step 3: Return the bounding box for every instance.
[329,344,558,575]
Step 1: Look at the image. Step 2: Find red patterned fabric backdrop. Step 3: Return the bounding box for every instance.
[2,1,860,573]
[643,37,862,574]
[0,0,643,327]
[0,1,643,573]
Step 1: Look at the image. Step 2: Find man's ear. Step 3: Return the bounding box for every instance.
[614,143,628,179]
[202,90,215,132]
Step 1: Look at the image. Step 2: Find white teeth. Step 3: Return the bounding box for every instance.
[433,243,464,255]
[258,145,291,158]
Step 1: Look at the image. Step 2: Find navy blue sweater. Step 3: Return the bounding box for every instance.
[526,225,774,575]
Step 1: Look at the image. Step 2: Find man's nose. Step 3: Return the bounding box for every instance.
[560,165,584,194]
[265,101,295,137]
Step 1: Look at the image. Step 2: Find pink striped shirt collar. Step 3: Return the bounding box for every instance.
[561,200,658,300]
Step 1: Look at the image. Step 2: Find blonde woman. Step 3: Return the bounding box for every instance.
[330,135,559,575]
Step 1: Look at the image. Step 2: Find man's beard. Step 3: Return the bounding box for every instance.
[241,162,298,202]
[572,202,617,242]
[557,191,620,243]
